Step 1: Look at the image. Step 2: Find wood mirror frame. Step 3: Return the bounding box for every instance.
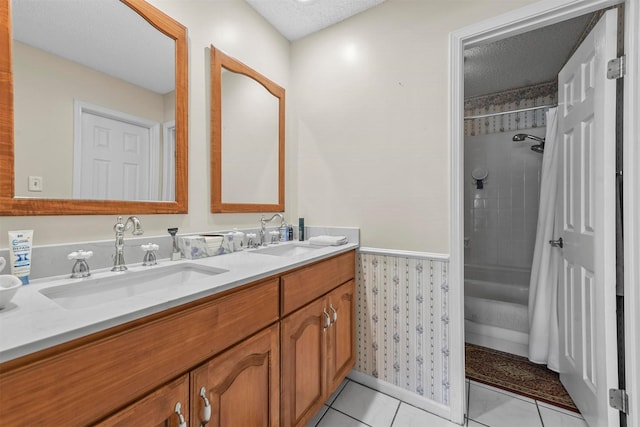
[210,45,285,213]
[0,0,188,215]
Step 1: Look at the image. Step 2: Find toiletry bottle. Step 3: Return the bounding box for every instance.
[288,224,293,241]
[280,224,288,241]
[298,218,304,241]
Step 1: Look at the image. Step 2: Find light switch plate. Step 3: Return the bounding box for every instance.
[28,176,43,192]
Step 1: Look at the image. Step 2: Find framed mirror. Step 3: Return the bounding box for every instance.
[0,0,188,215]
[210,45,284,213]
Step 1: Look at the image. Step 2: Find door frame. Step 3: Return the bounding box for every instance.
[162,120,176,201]
[448,0,640,424]
[73,100,161,199]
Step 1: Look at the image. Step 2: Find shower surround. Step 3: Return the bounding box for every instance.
[463,82,554,355]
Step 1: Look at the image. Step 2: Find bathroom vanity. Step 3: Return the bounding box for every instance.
[0,245,356,426]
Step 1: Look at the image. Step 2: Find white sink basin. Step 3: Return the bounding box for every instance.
[39,263,227,310]
[249,243,322,257]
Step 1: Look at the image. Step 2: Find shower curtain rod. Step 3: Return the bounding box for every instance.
[464,104,557,120]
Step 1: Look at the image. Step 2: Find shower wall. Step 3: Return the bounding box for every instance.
[464,129,544,270]
[463,82,556,271]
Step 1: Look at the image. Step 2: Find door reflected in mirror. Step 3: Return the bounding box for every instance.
[12,0,175,201]
[211,45,285,213]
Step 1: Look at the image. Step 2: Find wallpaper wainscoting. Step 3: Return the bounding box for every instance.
[354,249,450,407]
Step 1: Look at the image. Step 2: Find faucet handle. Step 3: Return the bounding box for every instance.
[68,250,93,278]
[141,243,159,266]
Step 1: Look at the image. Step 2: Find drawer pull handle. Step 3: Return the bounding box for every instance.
[200,387,212,426]
[323,308,331,331]
[174,402,187,427]
[329,304,338,324]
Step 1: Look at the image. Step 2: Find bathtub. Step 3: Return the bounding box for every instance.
[464,264,530,357]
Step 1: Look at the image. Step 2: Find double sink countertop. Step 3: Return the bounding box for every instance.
[0,240,358,364]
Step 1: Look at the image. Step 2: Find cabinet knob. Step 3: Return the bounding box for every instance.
[199,386,212,426]
[174,402,187,427]
[322,308,331,331]
[329,304,338,324]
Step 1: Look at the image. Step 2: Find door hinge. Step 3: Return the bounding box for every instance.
[609,388,629,414]
[607,56,626,79]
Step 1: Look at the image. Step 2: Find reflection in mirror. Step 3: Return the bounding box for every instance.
[221,69,279,204]
[12,0,174,201]
[210,45,285,213]
[0,0,188,215]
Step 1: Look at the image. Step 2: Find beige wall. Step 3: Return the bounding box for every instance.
[1,0,292,246]
[2,0,543,250]
[291,0,539,252]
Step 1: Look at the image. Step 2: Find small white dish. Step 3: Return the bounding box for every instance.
[0,275,22,309]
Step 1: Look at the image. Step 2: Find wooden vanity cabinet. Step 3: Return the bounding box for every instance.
[0,278,279,426]
[190,324,280,427]
[280,251,356,427]
[0,250,356,427]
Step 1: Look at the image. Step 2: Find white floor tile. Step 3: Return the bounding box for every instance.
[392,403,459,427]
[537,400,582,418]
[467,420,490,427]
[317,408,369,427]
[331,381,400,427]
[468,382,543,427]
[469,380,536,404]
[326,379,349,405]
[307,405,329,427]
[538,406,588,427]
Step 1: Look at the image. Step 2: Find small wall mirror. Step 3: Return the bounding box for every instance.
[0,0,188,215]
[210,45,285,213]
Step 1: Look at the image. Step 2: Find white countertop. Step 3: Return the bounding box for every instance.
[0,241,358,363]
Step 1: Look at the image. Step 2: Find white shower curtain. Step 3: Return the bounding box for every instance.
[528,107,560,372]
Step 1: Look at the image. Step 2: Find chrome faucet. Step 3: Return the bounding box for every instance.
[260,213,284,246]
[111,216,144,271]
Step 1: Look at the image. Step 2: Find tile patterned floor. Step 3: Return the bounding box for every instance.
[307,378,588,427]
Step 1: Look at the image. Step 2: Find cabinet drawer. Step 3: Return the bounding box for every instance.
[0,278,279,426]
[281,251,355,316]
[335,250,355,285]
[281,257,337,316]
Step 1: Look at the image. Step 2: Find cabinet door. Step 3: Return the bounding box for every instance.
[327,280,356,392]
[96,374,189,427]
[191,324,280,427]
[281,297,328,427]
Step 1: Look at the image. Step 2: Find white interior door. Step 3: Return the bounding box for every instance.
[556,9,618,427]
[77,111,152,200]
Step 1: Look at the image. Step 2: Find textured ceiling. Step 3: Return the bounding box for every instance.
[244,0,386,41]
[464,12,595,98]
[12,0,175,94]
[245,0,596,97]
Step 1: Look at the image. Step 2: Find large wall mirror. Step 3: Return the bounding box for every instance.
[0,0,188,215]
[210,45,284,213]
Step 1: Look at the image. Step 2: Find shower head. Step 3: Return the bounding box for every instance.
[513,133,545,143]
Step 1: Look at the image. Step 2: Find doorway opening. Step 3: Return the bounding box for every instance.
[448,0,633,425]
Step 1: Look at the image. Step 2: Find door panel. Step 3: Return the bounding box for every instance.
[79,112,151,200]
[191,324,280,427]
[556,9,618,427]
[327,280,356,392]
[281,297,327,427]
